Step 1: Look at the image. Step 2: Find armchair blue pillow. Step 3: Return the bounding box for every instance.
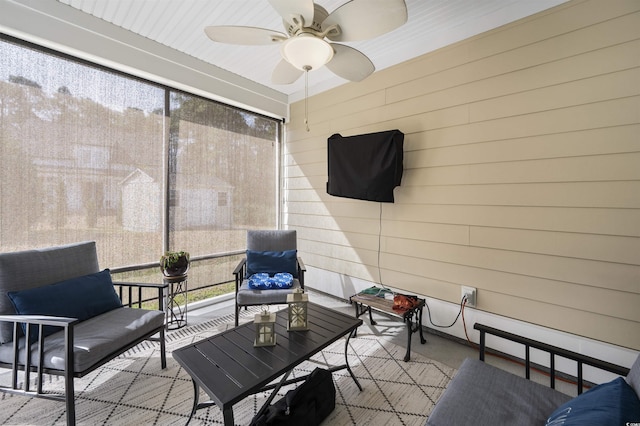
[7,269,123,340]
[246,249,297,277]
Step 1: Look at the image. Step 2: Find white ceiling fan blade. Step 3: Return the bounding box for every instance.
[323,0,408,42]
[326,44,374,82]
[272,59,304,84]
[204,26,286,45]
[268,0,315,27]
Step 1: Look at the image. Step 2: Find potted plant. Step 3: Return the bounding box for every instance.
[160,250,190,277]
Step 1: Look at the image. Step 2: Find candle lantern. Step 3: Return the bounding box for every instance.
[254,306,277,347]
[286,288,309,331]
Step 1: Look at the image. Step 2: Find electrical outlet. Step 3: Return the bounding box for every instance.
[461,286,477,307]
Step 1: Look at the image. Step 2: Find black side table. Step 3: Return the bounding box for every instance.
[163,274,188,329]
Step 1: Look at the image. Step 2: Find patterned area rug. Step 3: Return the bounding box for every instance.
[0,310,455,425]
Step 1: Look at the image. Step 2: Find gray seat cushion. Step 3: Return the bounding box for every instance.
[427,358,572,426]
[0,307,164,373]
[626,354,640,397]
[236,278,302,305]
[0,241,100,344]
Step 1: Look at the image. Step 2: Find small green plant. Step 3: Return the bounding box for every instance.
[160,250,190,269]
[160,250,190,277]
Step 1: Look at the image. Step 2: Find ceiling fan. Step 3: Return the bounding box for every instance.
[204,0,408,85]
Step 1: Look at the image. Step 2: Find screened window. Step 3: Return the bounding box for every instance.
[0,36,280,284]
[168,93,278,255]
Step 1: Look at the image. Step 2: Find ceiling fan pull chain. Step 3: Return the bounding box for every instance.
[304,65,310,132]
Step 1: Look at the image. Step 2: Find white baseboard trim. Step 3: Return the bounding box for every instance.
[305,266,638,382]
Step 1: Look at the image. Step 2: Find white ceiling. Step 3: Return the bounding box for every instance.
[52,0,566,102]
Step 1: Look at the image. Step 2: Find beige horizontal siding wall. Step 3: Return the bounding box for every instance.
[284,0,640,350]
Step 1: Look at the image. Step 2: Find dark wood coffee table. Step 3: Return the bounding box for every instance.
[172,302,363,425]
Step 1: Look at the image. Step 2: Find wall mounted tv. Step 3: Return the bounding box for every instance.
[326,129,404,203]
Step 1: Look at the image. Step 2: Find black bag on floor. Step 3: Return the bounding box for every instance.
[250,367,336,426]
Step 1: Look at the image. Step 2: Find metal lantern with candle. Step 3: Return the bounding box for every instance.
[254,306,277,347]
[286,288,309,331]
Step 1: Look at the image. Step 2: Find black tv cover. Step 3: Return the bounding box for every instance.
[327,129,404,203]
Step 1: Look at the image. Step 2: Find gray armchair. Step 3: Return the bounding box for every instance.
[233,230,306,326]
[0,242,166,425]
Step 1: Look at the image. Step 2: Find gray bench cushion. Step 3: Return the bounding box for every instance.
[0,307,164,372]
[427,358,572,426]
[627,354,640,397]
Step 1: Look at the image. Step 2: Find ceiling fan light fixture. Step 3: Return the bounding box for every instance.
[281,34,334,71]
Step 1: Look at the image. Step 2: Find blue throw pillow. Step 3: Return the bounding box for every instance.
[271,272,294,288]
[246,249,297,277]
[8,269,122,340]
[248,272,294,289]
[546,377,640,425]
[248,273,271,289]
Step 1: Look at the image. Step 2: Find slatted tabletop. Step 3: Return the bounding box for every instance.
[172,302,362,425]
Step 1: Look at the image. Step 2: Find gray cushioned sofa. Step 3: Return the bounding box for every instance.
[427,323,639,426]
[0,241,166,425]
